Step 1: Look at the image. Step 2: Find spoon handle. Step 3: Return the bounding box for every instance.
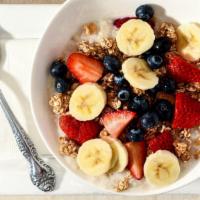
[0,90,56,192]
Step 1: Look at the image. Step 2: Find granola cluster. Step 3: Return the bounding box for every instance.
[58,136,79,157]
[49,93,71,115]
[100,73,115,90]
[172,129,192,161]
[78,38,125,61]
[157,22,177,50]
[107,91,122,110]
[114,173,131,192]
[177,82,200,101]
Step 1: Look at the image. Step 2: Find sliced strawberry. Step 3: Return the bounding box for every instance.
[113,17,136,28]
[59,115,80,140]
[78,121,102,144]
[166,53,200,83]
[173,93,200,128]
[125,142,146,180]
[59,115,102,144]
[148,131,174,153]
[102,110,136,138]
[66,53,104,83]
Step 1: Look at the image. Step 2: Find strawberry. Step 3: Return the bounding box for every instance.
[59,115,102,144]
[78,121,102,144]
[173,93,200,128]
[125,142,146,180]
[101,110,136,138]
[59,115,80,140]
[166,53,200,83]
[66,53,104,83]
[113,17,136,28]
[148,131,174,153]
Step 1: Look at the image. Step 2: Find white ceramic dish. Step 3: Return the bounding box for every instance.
[30,0,200,195]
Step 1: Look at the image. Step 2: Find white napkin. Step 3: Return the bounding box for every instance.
[0,39,50,160]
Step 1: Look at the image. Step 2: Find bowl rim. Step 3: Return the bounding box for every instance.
[30,0,200,195]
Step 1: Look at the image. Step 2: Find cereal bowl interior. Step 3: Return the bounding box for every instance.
[31,0,200,195]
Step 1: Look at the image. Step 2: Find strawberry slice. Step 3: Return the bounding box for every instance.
[59,115,102,144]
[125,142,146,180]
[166,53,200,83]
[102,110,136,138]
[78,121,102,144]
[173,93,200,128]
[148,131,174,153]
[66,53,104,83]
[59,115,80,140]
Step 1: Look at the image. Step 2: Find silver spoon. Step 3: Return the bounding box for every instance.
[0,89,56,192]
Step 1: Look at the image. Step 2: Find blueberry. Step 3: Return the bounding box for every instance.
[153,37,172,54]
[128,95,149,114]
[142,48,155,60]
[155,99,174,121]
[159,77,176,93]
[114,74,128,86]
[147,54,164,69]
[140,112,159,129]
[103,55,121,73]
[55,78,70,93]
[117,88,131,102]
[136,4,154,21]
[50,60,67,78]
[128,119,138,130]
[126,128,144,142]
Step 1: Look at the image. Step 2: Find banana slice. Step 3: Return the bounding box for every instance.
[77,139,112,176]
[102,137,118,169]
[144,150,180,186]
[116,19,155,56]
[69,83,106,121]
[122,57,159,90]
[103,136,128,173]
[177,23,200,61]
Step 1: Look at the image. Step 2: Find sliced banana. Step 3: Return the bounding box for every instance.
[103,136,128,173]
[116,19,155,56]
[77,139,112,176]
[102,137,118,169]
[122,57,159,90]
[69,83,106,121]
[177,23,200,61]
[144,150,180,187]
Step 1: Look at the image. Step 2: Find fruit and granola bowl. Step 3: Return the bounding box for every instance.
[31,0,200,195]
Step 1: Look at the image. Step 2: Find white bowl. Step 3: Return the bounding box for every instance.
[31,0,200,195]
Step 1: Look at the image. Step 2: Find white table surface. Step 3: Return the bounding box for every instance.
[0,4,200,195]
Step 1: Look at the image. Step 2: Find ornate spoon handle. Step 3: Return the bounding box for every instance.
[0,90,56,192]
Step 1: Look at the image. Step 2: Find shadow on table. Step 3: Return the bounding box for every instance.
[0,26,64,191]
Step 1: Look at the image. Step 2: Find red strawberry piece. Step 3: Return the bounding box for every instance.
[66,53,104,83]
[113,17,137,28]
[59,115,80,140]
[125,141,146,180]
[102,110,136,138]
[166,53,200,83]
[59,115,102,144]
[148,131,174,153]
[78,121,102,144]
[173,93,200,128]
